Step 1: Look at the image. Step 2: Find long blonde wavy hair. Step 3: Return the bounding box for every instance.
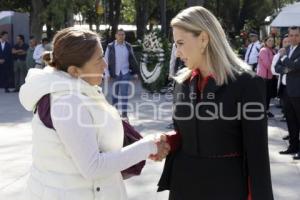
[171,6,252,85]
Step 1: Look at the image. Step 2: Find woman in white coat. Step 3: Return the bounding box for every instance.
[19,27,169,200]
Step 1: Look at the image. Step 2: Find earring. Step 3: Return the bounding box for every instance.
[201,47,205,54]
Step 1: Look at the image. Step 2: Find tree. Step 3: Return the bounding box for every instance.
[187,0,205,6]
[135,0,149,40]
[31,0,48,41]
[159,0,167,37]
[121,0,136,23]
[44,0,77,38]
[108,0,122,41]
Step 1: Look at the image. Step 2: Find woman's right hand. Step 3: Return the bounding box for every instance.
[148,134,170,162]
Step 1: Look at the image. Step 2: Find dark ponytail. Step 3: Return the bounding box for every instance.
[42,27,101,72]
[42,51,56,67]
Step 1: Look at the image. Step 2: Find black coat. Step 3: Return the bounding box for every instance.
[158,71,274,200]
[275,45,300,97]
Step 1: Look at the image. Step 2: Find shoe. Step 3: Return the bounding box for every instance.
[293,153,300,160]
[4,88,10,93]
[282,135,289,140]
[267,111,274,118]
[279,148,298,154]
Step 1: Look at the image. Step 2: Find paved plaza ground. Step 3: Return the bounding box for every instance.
[1,81,300,200]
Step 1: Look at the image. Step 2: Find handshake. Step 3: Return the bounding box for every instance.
[148,134,171,162]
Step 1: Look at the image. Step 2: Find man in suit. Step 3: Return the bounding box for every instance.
[0,31,13,93]
[275,27,300,159]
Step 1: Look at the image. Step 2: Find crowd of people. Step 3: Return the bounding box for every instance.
[243,27,300,160]
[0,31,50,93]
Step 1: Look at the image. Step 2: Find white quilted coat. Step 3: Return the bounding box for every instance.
[19,67,127,200]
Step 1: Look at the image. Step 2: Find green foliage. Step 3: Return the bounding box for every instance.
[76,0,104,30]
[44,0,73,30]
[0,0,31,12]
[121,0,136,23]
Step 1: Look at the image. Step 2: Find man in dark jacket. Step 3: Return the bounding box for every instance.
[104,29,138,121]
[0,31,13,93]
[12,34,29,92]
[275,26,300,159]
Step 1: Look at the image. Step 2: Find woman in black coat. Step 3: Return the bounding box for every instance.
[157,6,274,200]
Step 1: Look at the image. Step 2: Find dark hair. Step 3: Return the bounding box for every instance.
[279,34,289,48]
[18,34,25,42]
[117,29,125,33]
[264,36,273,43]
[289,26,300,32]
[42,27,101,72]
[41,37,49,43]
[0,31,8,37]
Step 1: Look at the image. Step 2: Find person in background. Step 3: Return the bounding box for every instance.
[276,26,300,159]
[12,34,29,92]
[104,29,139,122]
[271,35,291,124]
[244,31,261,72]
[0,31,13,93]
[33,37,50,68]
[257,36,276,118]
[26,36,38,70]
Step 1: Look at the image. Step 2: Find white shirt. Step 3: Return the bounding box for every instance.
[244,41,261,65]
[271,53,286,86]
[279,45,298,85]
[1,41,5,51]
[51,94,157,179]
[33,44,45,64]
[104,41,130,77]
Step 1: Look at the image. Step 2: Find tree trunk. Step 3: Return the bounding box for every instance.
[186,0,205,6]
[64,4,74,28]
[31,0,45,41]
[46,23,53,40]
[108,0,121,41]
[135,0,149,40]
[159,0,167,37]
[238,0,251,31]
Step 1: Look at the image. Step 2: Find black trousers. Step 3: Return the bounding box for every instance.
[265,78,277,111]
[250,63,257,72]
[285,96,300,150]
[0,66,10,89]
[279,85,287,116]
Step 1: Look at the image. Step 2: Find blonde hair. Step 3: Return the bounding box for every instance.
[171,6,252,85]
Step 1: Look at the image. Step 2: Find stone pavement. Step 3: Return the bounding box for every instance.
[0,81,300,200]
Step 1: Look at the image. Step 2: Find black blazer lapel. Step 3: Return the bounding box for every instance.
[290,45,300,60]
